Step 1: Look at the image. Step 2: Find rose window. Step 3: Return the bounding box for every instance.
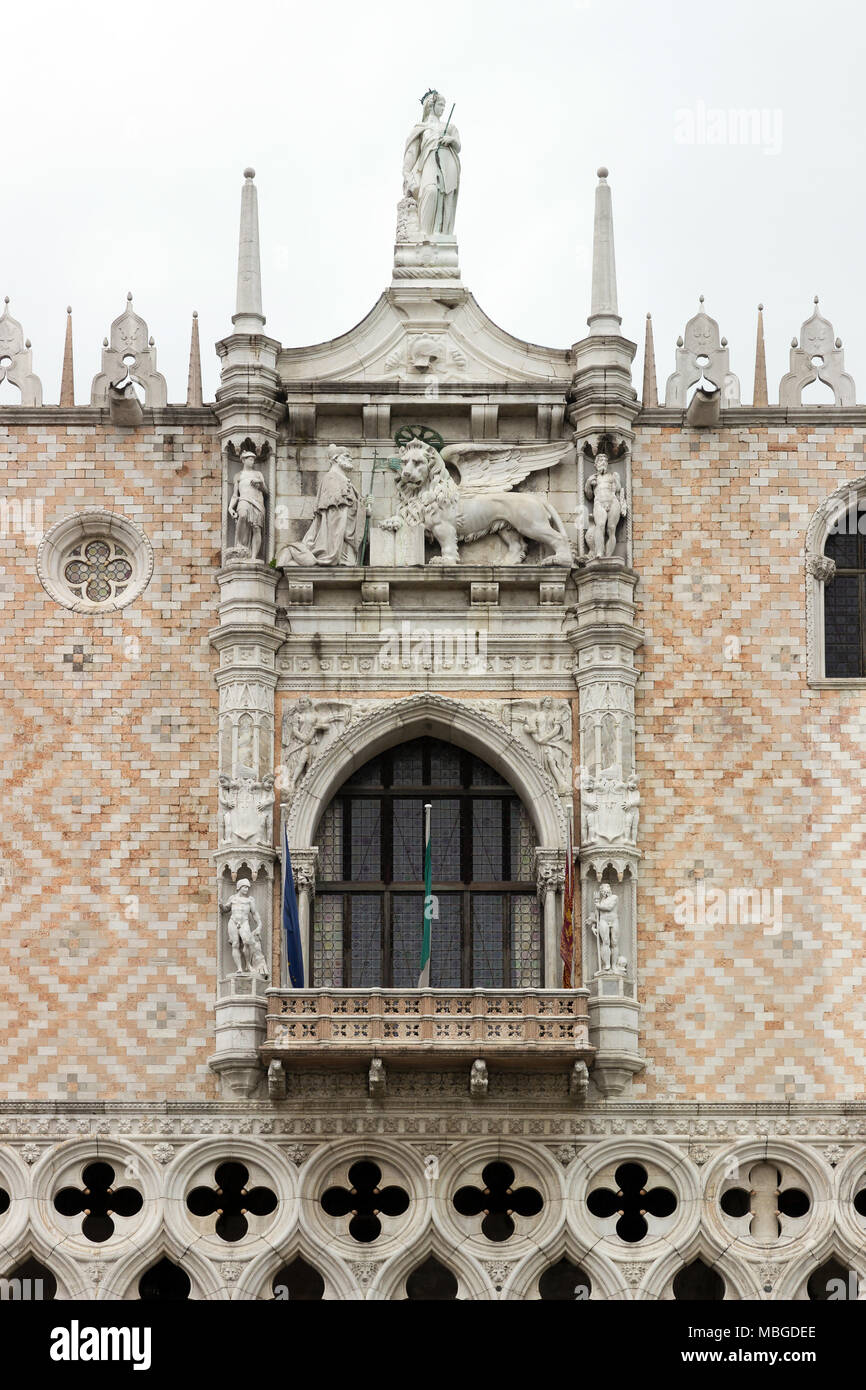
[63,539,133,604]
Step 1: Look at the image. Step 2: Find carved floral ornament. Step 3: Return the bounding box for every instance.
[36,510,154,613]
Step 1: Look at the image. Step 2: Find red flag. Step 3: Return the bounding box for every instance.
[560,816,574,988]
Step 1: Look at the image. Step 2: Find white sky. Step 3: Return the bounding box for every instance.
[2,0,864,406]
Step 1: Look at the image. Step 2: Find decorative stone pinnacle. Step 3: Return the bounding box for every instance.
[753,303,768,406]
[233,165,265,332]
[588,166,621,336]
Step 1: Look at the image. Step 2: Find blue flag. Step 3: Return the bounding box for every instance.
[281,826,305,988]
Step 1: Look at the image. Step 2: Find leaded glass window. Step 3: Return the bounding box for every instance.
[824,516,866,677]
[312,738,541,987]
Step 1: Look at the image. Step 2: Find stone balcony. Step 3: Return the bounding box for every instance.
[261,987,593,1073]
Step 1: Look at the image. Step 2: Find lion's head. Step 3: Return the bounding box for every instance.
[395,441,459,523]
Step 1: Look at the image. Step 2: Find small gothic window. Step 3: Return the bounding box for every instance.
[63,538,133,605]
[538,1257,592,1300]
[272,1256,325,1300]
[36,510,154,613]
[673,1259,725,1301]
[4,1256,57,1300]
[824,513,866,677]
[138,1257,191,1301]
[807,1257,856,1301]
[312,738,540,988]
[405,1255,459,1300]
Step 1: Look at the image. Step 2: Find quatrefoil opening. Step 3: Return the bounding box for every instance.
[53,1161,144,1243]
[585,1161,677,1243]
[452,1160,544,1242]
[186,1161,278,1243]
[320,1159,410,1243]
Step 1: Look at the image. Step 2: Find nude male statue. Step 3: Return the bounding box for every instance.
[222,878,269,978]
[584,454,627,559]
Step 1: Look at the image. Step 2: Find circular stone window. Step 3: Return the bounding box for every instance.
[37,510,154,613]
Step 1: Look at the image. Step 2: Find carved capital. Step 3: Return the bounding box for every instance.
[805,551,836,584]
[289,847,318,896]
[534,848,566,901]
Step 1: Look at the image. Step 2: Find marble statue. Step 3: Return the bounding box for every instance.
[381,439,573,566]
[276,445,368,567]
[514,699,572,789]
[580,771,599,842]
[589,883,620,974]
[584,454,627,559]
[219,772,275,844]
[281,698,351,794]
[229,450,268,561]
[402,89,461,236]
[624,776,640,842]
[222,878,269,978]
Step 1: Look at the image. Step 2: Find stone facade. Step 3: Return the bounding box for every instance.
[1,116,865,1302]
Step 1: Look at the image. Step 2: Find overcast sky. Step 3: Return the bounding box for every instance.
[2,0,864,407]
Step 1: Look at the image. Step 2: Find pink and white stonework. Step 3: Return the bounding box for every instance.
[0,116,864,1302]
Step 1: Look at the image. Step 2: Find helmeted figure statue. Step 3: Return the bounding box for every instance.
[402,89,461,236]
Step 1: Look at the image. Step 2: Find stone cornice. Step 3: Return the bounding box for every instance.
[0,405,217,427]
[634,405,866,429]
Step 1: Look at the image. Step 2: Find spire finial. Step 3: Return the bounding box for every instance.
[753,302,768,407]
[186,309,203,407]
[588,166,621,335]
[233,165,265,332]
[642,312,658,407]
[60,303,75,406]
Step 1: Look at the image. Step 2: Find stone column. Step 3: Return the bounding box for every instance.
[535,848,566,987]
[209,560,283,1096]
[289,847,318,984]
[566,560,644,1094]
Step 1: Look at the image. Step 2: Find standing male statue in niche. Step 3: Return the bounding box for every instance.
[229,449,268,561]
[402,89,461,236]
[589,883,621,974]
[584,453,627,559]
[221,878,269,978]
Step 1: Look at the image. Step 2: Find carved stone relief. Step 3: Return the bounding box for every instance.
[0,298,42,405]
[90,293,167,407]
[779,299,856,407]
[664,299,740,407]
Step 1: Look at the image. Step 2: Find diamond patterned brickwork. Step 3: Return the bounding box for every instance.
[630,424,866,1101]
[0,419,221,1099]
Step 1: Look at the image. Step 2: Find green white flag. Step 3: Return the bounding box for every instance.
[419,802,432,988]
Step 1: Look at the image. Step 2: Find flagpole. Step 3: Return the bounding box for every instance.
[419,802,432,989]
[560,804,575,989]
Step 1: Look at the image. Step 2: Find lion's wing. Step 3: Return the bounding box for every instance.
[439,442,571,495]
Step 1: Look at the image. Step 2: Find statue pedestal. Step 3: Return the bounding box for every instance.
[588,970,643,1097]
[370,523,425,566]
[393,234,460,282]
[209,973,268,1098]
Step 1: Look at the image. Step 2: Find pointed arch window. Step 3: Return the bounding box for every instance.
[823,515,866,677]
[312,737,540,988]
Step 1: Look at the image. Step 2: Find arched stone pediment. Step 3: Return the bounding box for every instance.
[276,289,573,386]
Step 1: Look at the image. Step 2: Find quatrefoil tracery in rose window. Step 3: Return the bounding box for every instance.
[63,539,133,604]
